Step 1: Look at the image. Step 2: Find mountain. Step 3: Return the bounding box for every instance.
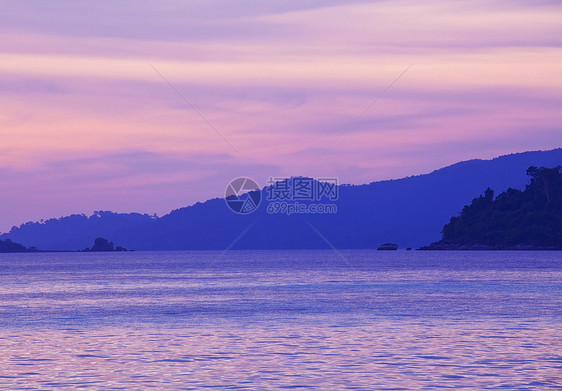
[2,148,562,251]
[422,166,562,250]
[1,211,157,252]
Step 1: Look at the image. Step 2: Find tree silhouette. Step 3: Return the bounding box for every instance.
[430,166,562,249]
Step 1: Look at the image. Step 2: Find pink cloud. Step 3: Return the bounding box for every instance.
[0,0,561,231]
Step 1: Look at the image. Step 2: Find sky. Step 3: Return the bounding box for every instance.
[1,0,561,232]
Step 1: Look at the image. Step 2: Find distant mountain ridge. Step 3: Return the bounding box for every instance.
[2,148,562,251]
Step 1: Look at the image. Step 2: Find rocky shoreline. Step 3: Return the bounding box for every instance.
[419,241,559,251]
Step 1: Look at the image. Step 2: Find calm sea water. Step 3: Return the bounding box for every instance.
[0,250,561,390]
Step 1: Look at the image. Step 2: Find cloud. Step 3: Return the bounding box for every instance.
[0,150,279,232]
[0,0,561,230]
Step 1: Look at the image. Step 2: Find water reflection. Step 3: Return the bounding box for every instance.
[1,320,561,389]
[0,250,561,389]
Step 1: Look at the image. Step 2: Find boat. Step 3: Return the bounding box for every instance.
[377,243,398,250]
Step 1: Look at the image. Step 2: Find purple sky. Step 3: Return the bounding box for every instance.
[1,1,561,232]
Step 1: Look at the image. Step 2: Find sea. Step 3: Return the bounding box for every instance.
[0,250,560,390]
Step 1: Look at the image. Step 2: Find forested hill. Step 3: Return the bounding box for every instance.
[423,166,562,250]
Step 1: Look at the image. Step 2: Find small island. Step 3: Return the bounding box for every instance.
[0,238,38,253]
[377,243,398,250]
[421,166,562,250]
[81,237,128,252]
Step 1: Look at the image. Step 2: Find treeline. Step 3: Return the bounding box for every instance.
[425,166,562,249]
